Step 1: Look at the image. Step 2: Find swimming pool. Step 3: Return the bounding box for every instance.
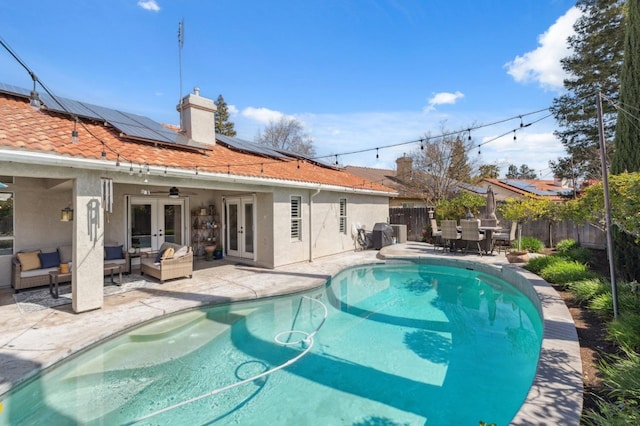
[0,262,543,425]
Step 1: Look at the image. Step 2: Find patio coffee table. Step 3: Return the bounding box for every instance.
[48,270,71,299]
[104,263,123,286]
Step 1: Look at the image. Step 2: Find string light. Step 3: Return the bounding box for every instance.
[116,154,120,167]
[376,148,379,159]
[513,130,517,141]
[419,138,424,150]
[195,166,199,175]
[335,155,339,166]
[297,160,300,169]
[129,162,134,176]
[519,115,524,127]
[164,166,167,175]
[468,129,472,141]
[260,163,264,174]
[100,142,107,160]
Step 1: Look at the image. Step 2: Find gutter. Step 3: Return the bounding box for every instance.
[0,149,397,197]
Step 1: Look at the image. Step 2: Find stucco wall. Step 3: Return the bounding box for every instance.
[271,188,389,268]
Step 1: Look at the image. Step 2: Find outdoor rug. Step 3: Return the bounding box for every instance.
[13,274,157,313]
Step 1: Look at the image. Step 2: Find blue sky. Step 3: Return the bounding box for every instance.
[1,0,580,178]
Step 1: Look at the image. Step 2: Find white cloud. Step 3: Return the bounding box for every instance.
[424,91,464,112]
[505,6,581,91]
[138,0,160,12]
[227,104,239,116]
[241,106,297,125]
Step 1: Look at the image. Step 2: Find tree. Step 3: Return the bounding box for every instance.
[610,0,640,282]
[409,126,479,206]
[214,95,236,137]
[478,164,500,179]
[505,164,538,179]
[256,117,316,156]
[549,0,624,180]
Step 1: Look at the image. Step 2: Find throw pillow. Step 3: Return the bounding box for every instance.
[38,251,61,269]
[17,250,42,271]
[105,245,124,260]
[154,249,165,263]
[173,246,188,258]
[162,247,175,260]
[58,245,73,263]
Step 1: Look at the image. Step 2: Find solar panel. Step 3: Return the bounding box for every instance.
[216,134,288,159]
[501,179,569,196]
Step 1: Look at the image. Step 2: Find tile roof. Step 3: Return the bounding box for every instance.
[482,178,571,201]
[0,90,394,194]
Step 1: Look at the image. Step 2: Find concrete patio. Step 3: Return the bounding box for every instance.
[0,242,582,425]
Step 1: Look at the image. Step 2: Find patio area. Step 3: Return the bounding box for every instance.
[0,243,582,425]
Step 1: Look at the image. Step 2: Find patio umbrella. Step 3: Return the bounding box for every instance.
[486,185,497,220]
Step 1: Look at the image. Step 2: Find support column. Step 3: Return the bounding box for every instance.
[72,171,104,313]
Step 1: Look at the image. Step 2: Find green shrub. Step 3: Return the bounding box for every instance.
[524,255,564,274]
[539,259,595,286]
[517,236,544,253]
[608,313,640,352]
[568,277,609,306]
[563,247,592,264]
[556,238,580,253]
[590,293,615,318]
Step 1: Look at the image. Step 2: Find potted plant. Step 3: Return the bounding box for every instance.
[498,196,550,263]
[213,244,223,260]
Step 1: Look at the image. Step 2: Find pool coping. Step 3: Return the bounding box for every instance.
[381,254,583,426]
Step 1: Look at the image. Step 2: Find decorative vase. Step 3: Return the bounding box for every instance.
[204,245,216,261]
[506,251,529,263]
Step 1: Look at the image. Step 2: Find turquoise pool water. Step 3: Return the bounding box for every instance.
[0,263,543,425]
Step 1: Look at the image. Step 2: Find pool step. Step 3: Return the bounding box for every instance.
[129,310,206,342]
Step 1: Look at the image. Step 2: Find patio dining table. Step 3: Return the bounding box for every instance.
[455,224,503,254]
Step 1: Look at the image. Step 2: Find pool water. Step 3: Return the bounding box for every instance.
[0,263,543,425]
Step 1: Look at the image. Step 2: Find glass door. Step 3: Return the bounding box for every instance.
[129,197,185,252]
[225,196,255,259]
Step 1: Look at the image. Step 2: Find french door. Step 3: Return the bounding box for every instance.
[129,197,186,252]
[225,196,255,259]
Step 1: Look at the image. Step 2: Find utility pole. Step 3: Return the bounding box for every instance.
[596,91,619,318]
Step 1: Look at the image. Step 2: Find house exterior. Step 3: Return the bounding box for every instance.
[0,84,395,312]
[345,156,430,208]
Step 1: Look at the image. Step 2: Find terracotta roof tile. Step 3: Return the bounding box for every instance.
[0,92,394,193]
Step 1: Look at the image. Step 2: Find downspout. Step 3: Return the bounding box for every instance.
[309,187,321,262]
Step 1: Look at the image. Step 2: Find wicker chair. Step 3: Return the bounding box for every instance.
[440,220,461,253]
[460,219,485,256]
[430,218,442,251]
[140,242,193,283]
[492,221,517,253]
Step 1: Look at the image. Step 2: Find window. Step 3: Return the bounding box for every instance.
[0,192,14,256]
[290,195,302,240]
[339,198,347,234]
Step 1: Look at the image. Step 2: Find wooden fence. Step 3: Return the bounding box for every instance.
[389,207,606,249]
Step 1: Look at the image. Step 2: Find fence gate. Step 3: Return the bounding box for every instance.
[389,207,427,241]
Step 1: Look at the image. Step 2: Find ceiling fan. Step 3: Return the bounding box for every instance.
[144,186,197,197]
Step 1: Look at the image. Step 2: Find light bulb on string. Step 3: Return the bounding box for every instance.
[376,148,379,159]
[100,142,107,160]
[129,162,134,176]
[335,155,338,166]
[116,154,120,167]
[468,129,472,141]
[519,115,524,127]
[478,144,481,155]
[513,130,517,141]
[260,163,264,174]
[419,138,424,150]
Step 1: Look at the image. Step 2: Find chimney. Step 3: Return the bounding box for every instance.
[396,155,413,181]
[176,87,217,146]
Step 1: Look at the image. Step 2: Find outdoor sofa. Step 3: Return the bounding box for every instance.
[12,244,130,292]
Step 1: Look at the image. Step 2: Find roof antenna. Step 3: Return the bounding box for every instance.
[178,19,185,131]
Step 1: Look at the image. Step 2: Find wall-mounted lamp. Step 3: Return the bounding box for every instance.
[60,206,74,222]
[169,186,180,198]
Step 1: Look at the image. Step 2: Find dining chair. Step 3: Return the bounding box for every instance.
[440,220,461,253]
[492,221,517,253]
[430,218,442,251]
[460,219,485,256]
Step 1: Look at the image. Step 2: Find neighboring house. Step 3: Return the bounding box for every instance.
[0,84,394,312]
[472,178,575,202]
[345,156,429,208]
